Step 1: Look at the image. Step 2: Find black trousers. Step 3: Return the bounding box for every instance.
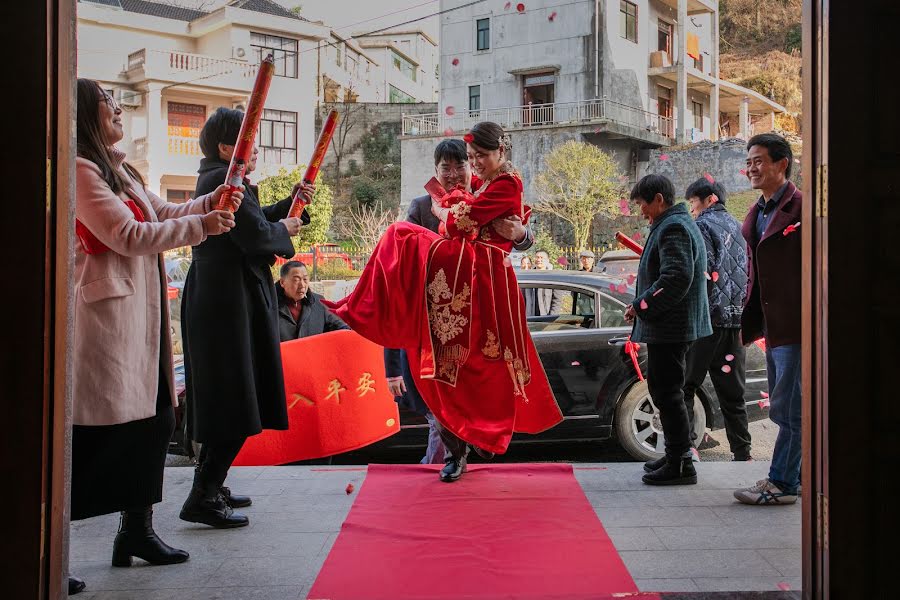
[434,419,468,462]
[683,328,751,458]
[197,437,246,488]
[646,342,692,459]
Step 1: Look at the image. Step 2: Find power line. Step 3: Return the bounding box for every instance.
[126,0,485,97]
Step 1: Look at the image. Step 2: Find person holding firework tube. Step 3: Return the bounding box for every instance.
[179,107,314,528]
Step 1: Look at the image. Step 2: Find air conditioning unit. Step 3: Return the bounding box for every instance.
[119,90,143,108]
[232,100,247,111]
[232,46,249,60]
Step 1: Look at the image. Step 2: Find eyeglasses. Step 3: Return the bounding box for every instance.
[101,93,121,112]
[438,165,467,176]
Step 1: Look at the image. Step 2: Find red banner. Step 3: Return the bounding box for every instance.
[233,330,400,466]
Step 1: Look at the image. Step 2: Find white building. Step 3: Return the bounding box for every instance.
[406,0,784,143]
[77,0,440,199]
[356,30,440,103]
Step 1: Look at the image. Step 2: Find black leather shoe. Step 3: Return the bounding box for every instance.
[180,487,249,529]
[643,455,667,473]
[221,486,252,508]
[68,575,86,595]
[440,457,466,483]
[472,446,495,460]
[111,508,190,567]
[642,455,697,486]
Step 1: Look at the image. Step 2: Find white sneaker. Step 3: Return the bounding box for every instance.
[733,478,798,505]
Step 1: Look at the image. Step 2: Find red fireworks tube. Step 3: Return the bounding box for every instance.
[615,231,644,255]
[288,109,341,218]
[215,54,276,212]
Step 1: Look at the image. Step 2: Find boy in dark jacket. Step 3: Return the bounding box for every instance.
[683,178,752,461]
[626,175,712,486]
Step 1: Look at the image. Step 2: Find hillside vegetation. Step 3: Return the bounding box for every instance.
[719,0,803,129]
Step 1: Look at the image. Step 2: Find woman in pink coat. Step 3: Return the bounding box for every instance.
[69,79,237,594]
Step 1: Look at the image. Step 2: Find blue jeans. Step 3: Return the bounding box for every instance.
[421,412,446,465]
[765,342,802,493]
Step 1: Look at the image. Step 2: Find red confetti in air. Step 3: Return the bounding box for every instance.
[711,271,719,282]
[345,483,355,494]
[557,256,569,266]
[760,391,769,399]
[451,57,460,66]
[571,360,581,366]
[618,199,629,210]
[704,172,715,183]
[633,232,642,241]
[721,365,732,374]
[740,168,747,176]
[548,11,557,21]
[609,283,617,292]
[639,299,649,310]
[659,154,670,161]
[593,127,602,134]
[443,128,454,137]
[652,288,664,297]
[704,271,711,280]
[617,283,628,294]
[627,274,637,285]
[777,582,792,591]
[725,354,734,362]
[758,399,771,409]
[445,106,455,116]
[504,1,511,9]
[516,3,525,12]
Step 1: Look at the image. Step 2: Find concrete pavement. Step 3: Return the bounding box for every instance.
[70,461,801,599]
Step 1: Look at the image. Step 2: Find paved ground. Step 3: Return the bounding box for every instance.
[70,461,801,599]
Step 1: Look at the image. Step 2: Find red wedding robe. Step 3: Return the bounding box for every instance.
[323,171,562,454]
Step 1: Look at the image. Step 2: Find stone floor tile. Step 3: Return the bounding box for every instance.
[635,578,701,592]
[594,506,726,528]
[205,556,313,587]
[758,548,802,576]
[605,527,668,551]
[691,577,801,592]
[652,525,802,551]
[619,549,780,579]
[68,558,225,591]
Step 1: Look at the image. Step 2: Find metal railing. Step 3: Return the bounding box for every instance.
[402,98,674,139]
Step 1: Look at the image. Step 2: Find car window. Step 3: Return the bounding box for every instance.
[599,294,628,328]
[520,285,594,332]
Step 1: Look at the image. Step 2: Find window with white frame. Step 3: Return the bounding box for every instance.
[250,32,298,78]
[256,109,297,164]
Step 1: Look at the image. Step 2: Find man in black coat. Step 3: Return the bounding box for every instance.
[682,177,752,461]
[734,133,802,506]
[384,138,535,471]
[277,260,349,341]
[180,108,313,528]
[625,174,712,486]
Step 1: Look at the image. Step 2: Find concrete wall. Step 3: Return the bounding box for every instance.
[639,137,754,197]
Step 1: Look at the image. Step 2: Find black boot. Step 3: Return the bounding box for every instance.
[642,454,697,486]
[440,456,466,482]
[180,468,249,528]
[221,485,252,508]
[643,455,667,473]
[111,507,190,567]
[68,575,86,595]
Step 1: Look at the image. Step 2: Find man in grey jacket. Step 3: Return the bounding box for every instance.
[682,178,752,461]
[277,261,349,342]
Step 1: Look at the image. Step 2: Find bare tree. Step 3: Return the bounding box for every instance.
[337,202,401,249]
[325,84,367,194]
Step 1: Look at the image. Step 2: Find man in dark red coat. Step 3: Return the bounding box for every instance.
[734,133,802,505]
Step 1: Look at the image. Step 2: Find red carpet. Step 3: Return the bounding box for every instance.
[307,464,658,600]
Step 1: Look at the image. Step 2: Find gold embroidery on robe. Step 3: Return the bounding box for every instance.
[449,201,477,233]
[450,283,470,312]
[427,269,452,303]
[482,330,500,358]
[430,305,468,344]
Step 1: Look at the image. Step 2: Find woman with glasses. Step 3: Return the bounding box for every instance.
[70,79,239,594]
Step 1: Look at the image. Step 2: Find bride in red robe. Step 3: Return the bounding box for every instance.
[324,122,562,457]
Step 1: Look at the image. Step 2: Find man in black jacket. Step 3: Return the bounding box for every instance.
[682,178,752,461]
[625,175,712,486]
[277,261,349,342]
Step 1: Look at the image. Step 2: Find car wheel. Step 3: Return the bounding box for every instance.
[614,381,707,462]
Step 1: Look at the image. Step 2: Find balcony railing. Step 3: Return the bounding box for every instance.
[168,136,202,156]
[401,98,674,139]
[126,49,259,88]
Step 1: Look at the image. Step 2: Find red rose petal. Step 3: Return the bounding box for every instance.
[445,106,455,116]
[760,391,769,399]
[504,1,511,9]
[345,483,355,494]
[571,360,581,366]
[557,256,569,266]
[721,365,732,374]
[451,57,460,66]
[548,11,557,21]
[627,274,637,285]
[777,582,791,591]
[609,283,616,292]
[639,299,648,310]
[516,3,525,12]
[617,283,628,294]
[659,154,669,161]
[740,168,747,176]
[725,354,734,362]
[704,172,715,183]
[633,232,642,241]
[711,271,719,282]
[443,128,454,137]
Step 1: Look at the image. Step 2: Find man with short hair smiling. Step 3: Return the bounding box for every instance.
[625,174,711,486]
[682,177,751,461]
[276,260,349,342]
[733,133,802,505]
